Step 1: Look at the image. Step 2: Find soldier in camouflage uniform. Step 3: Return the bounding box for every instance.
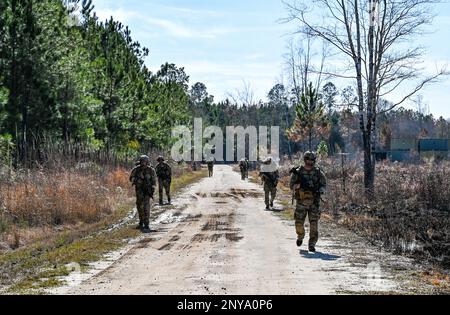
[239,158,247,180]
[244,158,250,179]
[155,156,172,205]
[290,151,326,252]
[207,158,214,177]
[129,155,157,230]
[259,157,279,210]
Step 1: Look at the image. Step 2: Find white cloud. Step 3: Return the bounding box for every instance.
[94,8,240,39]
[141,19,252,39]
[94,8,138,24]
[157,4,228,18]
[144,17,195,38]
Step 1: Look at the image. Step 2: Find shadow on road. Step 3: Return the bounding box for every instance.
[267,208,285,213]
[299,250,341,261]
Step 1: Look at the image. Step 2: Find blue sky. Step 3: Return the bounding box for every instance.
[92,0,450,119]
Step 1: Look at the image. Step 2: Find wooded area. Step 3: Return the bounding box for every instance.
[1,0,449,170]
[0,0,190,167]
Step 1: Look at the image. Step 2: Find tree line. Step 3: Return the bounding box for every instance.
[1,0,449,174]
[0,0,190,166]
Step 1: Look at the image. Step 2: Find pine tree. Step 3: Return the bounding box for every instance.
[289,82,329,151]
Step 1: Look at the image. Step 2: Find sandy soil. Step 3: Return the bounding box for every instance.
[56,165,428,295]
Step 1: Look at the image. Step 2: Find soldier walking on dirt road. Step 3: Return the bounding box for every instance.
[290,151,327,253]
[239,158,248,180]
[156,156,172,205]
[207,158,215,177]
[129,155,157,231]
[259,157,279,211]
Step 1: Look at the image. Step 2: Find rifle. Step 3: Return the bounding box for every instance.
[290,167,299,205]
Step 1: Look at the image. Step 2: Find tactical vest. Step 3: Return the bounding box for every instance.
[156,162,171,178]
[131,166,155,195]
[293,166,322,192]
[261,171,279,186]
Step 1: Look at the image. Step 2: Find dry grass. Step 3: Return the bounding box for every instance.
[0,167,132,250]
[1,169,129,227]
[0,162,198,251]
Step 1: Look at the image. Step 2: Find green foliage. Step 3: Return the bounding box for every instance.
[289,82,330,150]
[0,134,14,167]
[322,82,338,114]
[0,0,191,163]
[317,140,329,159]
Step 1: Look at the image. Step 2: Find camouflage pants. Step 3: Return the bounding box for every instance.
[264,184,277,208]
[241,170,246,180]
[136,189,150,226]
[294,202,321,246]
[158,177,171,203]
[208,167,213,177]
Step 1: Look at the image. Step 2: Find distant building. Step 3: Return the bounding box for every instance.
[418,139,449,160]
[389,138,449,162]
[390,138,417,162]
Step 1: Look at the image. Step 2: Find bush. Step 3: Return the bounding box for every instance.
[327,160,450,267]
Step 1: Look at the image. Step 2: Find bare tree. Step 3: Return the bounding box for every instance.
[282,0,448,195]
[226,80,256,106]
[283,34,330,103]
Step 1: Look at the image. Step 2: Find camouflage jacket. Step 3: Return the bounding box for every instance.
[239,161,247,171]
[130,165,157,195]
[290,166,326,195]
[155,162,172,179]
[260,170,279,187]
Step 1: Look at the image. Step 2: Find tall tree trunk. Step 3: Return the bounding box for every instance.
[309,128,312,151]
[366,0,377,196]
[354,0,375,196]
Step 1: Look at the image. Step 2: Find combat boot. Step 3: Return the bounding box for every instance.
[136,223,144,230]
[296,239,302,247]
[309,245,316,253]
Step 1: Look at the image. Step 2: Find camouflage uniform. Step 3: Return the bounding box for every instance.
[244,159,249,179]
[156,158,172,205]
[290,165,326,248]
[207,160,214,177]
[260,165,279,209]
[130,160,157,228]
[239,159,247,180]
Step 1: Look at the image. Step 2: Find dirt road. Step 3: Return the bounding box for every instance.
[58,165,425,295]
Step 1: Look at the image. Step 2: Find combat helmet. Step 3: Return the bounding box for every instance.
[304,151,317,162]
[157,156,164,162]
[139,155,150,164]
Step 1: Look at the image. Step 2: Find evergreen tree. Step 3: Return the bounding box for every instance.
[289,82,329,151]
